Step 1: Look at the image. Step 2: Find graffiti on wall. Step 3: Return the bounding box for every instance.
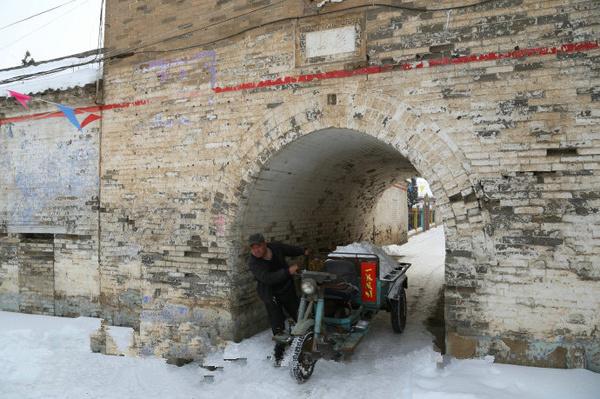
[213,215,227,235]
[131,112,194,131]
[136,51,216,106]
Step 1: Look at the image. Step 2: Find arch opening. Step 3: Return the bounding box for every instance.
[242,128,419,250]
[237,127,448,352]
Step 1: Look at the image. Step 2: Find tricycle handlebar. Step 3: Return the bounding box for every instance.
[300,270,337,284]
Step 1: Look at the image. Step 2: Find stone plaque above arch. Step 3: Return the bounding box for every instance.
[296,13,365,67]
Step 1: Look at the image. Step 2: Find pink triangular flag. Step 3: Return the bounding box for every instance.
[80,114,102,128]
[8,90,31,108]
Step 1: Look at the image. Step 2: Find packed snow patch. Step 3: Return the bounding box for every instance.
[109,325,135,353]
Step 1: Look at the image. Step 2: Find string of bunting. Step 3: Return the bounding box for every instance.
[7,90,102,131]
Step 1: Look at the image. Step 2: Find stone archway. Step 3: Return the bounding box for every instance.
[226,88,485,242]
[220,88,494,346]
[241,127,417,249]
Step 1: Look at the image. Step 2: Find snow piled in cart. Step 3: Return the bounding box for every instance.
[331,241,399,277]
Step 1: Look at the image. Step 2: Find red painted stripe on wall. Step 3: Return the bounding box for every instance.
[213,41,599,93]
[2,41,597,126]
[0,99,151,126]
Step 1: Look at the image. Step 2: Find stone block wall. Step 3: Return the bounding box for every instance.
[0,84,101,318]
[98,0,600,368]
[4,0,597,369]
[373,184,409,246]
[17,234,55,315]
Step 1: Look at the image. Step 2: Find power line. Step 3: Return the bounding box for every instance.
[3,0,500,84]
[94,0,105,99]
[0,0,77,31]
[0,0,96,53]
[0,54,100,85]
[391,0,496,12]
[107,0,285,61]
[95,0,105,56]
[127,0,499,56]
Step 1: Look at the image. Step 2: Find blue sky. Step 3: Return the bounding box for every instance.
[0,0,103,69]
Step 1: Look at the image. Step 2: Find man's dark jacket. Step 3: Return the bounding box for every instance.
[248,242,304,303]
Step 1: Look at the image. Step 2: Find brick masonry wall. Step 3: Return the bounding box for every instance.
[0,84,102,318]
[87,0,600,368]
[17,234,55,315]
[373,184,409,246]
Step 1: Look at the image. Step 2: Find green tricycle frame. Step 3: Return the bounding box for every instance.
[280,252,411,383]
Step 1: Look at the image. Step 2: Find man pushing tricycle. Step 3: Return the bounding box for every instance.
[248,233,410,382]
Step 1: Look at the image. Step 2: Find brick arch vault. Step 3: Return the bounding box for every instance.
[222,88,496,360]
[213,81,598,371]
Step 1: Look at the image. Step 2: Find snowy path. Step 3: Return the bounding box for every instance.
[1,227,599,398]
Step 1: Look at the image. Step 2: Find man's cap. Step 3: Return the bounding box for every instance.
[248,233,265,246]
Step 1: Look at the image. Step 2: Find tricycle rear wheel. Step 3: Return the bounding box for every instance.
[391,287,407,333]
[290,331,317,383]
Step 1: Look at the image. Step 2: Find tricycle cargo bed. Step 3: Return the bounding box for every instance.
[306,252,410,309]
[308,252,410,281]
[380,262,411,282]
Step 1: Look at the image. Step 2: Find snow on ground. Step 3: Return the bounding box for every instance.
[1,227,599,398]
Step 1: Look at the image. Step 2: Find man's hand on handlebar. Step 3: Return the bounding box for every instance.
[289,265,299,275]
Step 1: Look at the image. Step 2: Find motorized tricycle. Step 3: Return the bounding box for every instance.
[276,252,410,383]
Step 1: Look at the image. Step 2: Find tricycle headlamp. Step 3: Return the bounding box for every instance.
[301,279,317,295]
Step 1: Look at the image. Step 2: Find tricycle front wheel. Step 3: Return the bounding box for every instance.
[391,287,407,333]
[290,331,317,383]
